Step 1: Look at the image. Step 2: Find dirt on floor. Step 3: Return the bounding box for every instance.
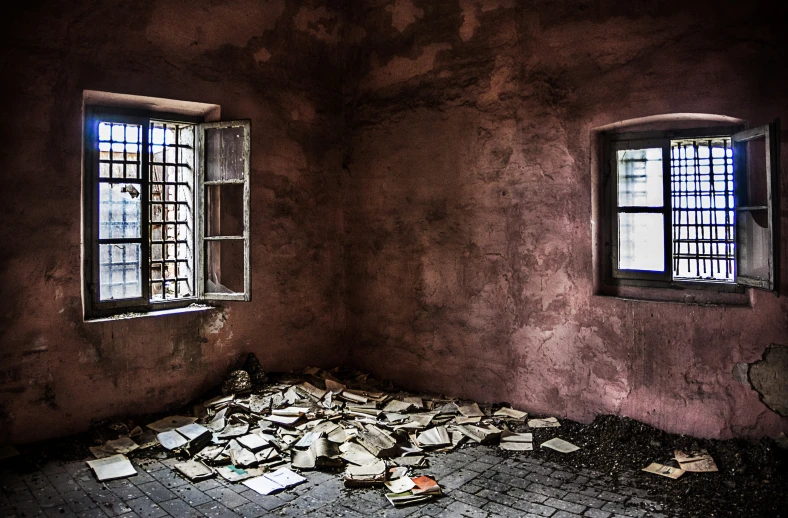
[4,368,787,518]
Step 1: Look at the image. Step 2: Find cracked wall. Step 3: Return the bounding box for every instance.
[342,0,788,439]
[0,0,348,444]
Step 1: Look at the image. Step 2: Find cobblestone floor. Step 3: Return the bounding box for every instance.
[1,445,674,518]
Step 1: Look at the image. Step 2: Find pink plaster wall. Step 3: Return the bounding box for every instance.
[2,0,786,444]
[342,0,788,439]
[0,0,348,444]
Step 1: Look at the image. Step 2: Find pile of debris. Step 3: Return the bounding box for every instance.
[84,358,580,507]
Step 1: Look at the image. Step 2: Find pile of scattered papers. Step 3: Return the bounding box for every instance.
[84,362,576,507]
[642,449,719,480]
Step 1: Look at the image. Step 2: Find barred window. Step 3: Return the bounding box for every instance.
[605,122,780,293]
[83,105,252,319]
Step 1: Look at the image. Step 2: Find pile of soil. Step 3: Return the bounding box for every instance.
[508,414,788,518]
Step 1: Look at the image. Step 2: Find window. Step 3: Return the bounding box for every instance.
[83,105,251,319]
[603,121,780,293]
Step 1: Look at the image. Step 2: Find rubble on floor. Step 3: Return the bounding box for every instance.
[83,361,589,508]
[3,362,788,517]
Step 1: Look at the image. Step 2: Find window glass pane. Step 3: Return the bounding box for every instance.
[99,243,141,300]
[617,148,663,207]
[205,240,245,294]
[205,126,245,181]
[618,213,664,271]
[99,183,141,239]
[98,122,141,179]
[149,121,195,301]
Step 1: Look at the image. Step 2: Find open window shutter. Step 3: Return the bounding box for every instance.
[732,120,780,292]
[197,120,251,301]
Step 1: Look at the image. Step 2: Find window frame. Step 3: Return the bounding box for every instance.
[82,105,251,320]
[603,125,747,293]
[197,120,252,302]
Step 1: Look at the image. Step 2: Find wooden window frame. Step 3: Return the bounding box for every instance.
[602,123,780,294]
[83,106,252,320]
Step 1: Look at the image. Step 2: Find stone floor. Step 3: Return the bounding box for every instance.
[0,445,673,518]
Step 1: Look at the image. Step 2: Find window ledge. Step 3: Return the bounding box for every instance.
[595,285,751,307]
[85,303,217,323]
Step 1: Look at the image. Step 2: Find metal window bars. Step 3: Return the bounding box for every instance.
[148,121,196,301]
[670,138,735,281]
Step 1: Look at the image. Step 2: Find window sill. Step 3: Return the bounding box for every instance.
[595,284,751,307]
[85,303,217,323]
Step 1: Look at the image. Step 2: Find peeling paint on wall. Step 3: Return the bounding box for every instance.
[386,0,424,32]
[748,344,788,417]
[363,43,452,90]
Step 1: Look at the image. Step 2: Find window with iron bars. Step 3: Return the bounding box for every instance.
[604,122,780,293]
[83,106,252,319]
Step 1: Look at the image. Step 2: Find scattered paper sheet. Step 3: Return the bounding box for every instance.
[455,416,481,425]
[86,454,137,481]
[217,465,258,483]
[264,414,302,426]
[147,416,197,433]
[229,444,257,468]
[344,461,386,487]
[458,403,485,418]
[157,430,189,450]
[104,437,139,455]
[528,417,560,428]
[643,462,685,479]
[383,400,413,413]
[174,460,215,481]
[265,467,306,489]
[457,424,502,444]
[356,425,398,457]
[494,407,528,420]
[403,397,424,409]
[411,475,441,495]
[540,438,579,453]
[238,433,269,452]
[177,423,211,441]
[499,430,533,451]
[392,455,426,467]
[385,477,416,493]
[415,426,451,448]
[674,450,718,472]
[385,491,432,507]
[243,475,286,495]
[324,379,347,394]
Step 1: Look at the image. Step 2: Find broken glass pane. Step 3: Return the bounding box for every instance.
[99,183,141,239]
[205,240,245,294]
